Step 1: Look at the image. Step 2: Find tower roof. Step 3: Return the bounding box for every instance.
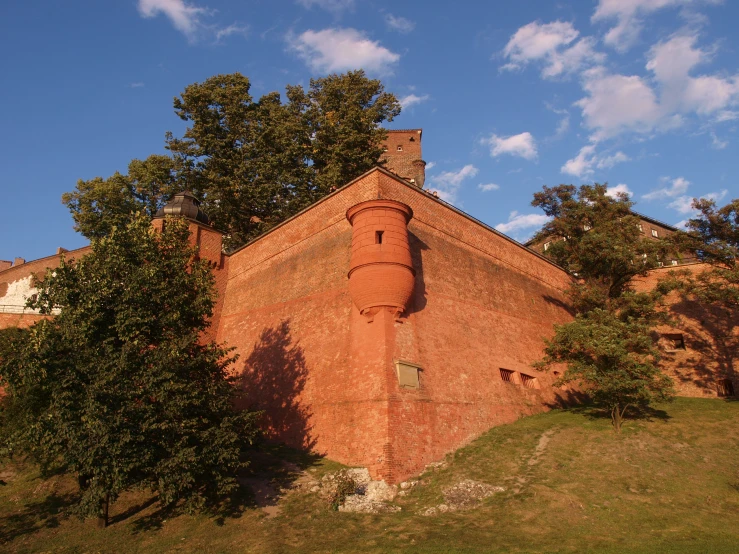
[155,191,211,225]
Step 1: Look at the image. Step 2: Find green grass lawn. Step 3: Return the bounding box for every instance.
[1,397,738,553]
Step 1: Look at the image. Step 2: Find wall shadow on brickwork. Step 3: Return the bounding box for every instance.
[667,298,738,393]
[407,232,429,315]
[237,319,317,451]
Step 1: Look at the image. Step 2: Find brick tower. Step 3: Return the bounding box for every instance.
[380,129,426,188]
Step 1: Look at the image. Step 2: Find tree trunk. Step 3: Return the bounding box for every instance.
[97,493,110,528]
[611,404,629,433]
[611,405,623,433]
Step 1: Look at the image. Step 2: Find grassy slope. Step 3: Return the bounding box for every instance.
[1,397,738,553]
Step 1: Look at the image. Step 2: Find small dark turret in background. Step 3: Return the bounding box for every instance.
[155,191,211,225]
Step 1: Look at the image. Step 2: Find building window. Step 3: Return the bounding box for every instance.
[671,260,678,266]
[409,137,415,142]
[661,333,686,351]
[397,145,403,151]
[638,223,644,232]
[375,230,384,244]
[520,373,538,389]
[500,368,515,383]
[543,242,551,251]
[657,261,664,267]
[651,229,659,238]
[383,146,388,152]
[717,379,735,397]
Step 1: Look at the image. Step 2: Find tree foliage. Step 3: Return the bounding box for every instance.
[671,198,739,311]
[63,71,401,251]
[0,215,259,525]
[532,184,675,430]
[532,184,672,311]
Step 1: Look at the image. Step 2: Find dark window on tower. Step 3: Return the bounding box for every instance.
[409,137,415,142]
[397,145,403,151]
[375,231,384,244]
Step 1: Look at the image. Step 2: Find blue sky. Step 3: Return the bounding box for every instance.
[1,0,737,261]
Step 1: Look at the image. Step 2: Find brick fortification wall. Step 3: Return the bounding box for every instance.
[218,168,574,483]
[633,264,739,398]
[0,247,91,329]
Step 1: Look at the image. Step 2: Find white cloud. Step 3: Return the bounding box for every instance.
[287,28,400,74]
[399,94,429,109]
[137,0,247,43]
[555,113,570,137]
[483,132,538,160]
[711,131,728,149]
[215,23,249,42]
[562,145,597,177]
[561,144,630,177]
[668,189,727,213]
[129,82,145,88]
[606,183,633,198]
[667,195,696,214]
[385,14,415,33]
[138,0,208,38]
[501,21,604,78]
[575,33,739,142]
[478,183,500,192]
[592,0,721,52]
[647,33,739,115]
[642,176,691,200]
[495,211,551,240]
[427,164,478,203]
[597,151,631,169]
[577,68,665,141]
[296,0,354,12]
[716,110,739,122]
[425,161,436,170]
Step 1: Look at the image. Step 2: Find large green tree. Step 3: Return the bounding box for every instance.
[0,215,259,526]
[64,71,401,250]
[532,184,675,431]
[666,198,739,386]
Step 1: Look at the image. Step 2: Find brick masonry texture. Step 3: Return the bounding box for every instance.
[2,169,736,483]
[632,263,739,398]
[216,168,578,483]
[380,130,425,187]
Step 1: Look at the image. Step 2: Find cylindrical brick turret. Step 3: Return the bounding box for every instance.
[412,159,426,189]
[346,200,415,316]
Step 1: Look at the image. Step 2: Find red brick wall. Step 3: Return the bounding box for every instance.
[217,168,575,482]
[0,246,91,331]
[633,263,739,398]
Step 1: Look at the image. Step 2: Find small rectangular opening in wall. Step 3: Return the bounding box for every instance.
[395,360,421,389]
[661,333,686,351]
[717,379,735,397]
[499,368,515,383]
[520,373,539,389]
[375,230,384,244]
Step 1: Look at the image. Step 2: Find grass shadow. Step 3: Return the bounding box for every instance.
[0,492,77,544]
[556,402,672,425]
[109,496,158,525]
